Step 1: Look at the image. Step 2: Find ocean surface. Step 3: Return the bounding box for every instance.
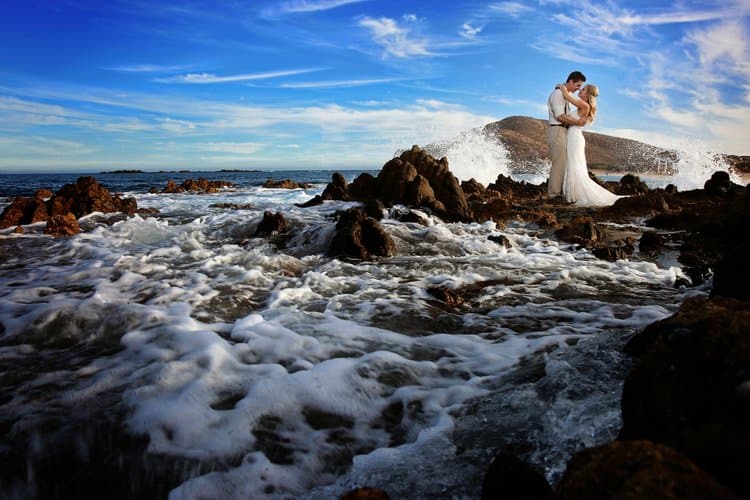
[0,155,728,498]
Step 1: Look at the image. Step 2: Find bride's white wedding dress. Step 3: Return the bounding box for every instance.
[563,108,622,206]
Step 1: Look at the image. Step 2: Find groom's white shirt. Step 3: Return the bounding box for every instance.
[548,88,567,125]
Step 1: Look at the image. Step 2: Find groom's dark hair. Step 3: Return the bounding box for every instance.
[567,71,586,83]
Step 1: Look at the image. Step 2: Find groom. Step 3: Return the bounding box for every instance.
[546,70,586,196]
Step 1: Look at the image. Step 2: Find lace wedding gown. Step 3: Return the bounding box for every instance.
[562,108,622,206]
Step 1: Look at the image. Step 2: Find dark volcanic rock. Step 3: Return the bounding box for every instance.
[621,296,750,497]
[616,174,650,195]
[712,246,750,300]
[592,245,631,262]
[481,451,553,500]
[557,440,738,500]
[328,208,395,260]
[704,170,739,196]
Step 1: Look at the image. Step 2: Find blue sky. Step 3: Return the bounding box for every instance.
[1,0,749,172]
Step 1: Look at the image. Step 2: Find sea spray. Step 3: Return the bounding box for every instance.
[422,128,512,186]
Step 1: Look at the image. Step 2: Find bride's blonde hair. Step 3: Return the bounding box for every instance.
[585,84,599,123]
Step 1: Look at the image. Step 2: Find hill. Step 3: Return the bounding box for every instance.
[481,116,676,174]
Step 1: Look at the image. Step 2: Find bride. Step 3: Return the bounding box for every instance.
[558,83,622,206]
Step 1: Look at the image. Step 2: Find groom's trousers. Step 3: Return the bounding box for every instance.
[547,125,567,195]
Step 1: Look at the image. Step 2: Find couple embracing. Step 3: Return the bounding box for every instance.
[547,71,622,206]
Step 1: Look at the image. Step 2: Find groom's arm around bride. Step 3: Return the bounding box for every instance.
[546,71,586,196]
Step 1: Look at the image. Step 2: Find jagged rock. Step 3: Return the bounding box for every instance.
[14,225,24,234]
[35,188,53,199]
[557,440,738,500]
[0,196,49,228]
[362,200,386,221]
[395,210,428,225]
[254,211,288,236]
[328,208,394,260]
[50,176,137,218]
[638,230,663,255]
[162,178,233,194]
[348,173,377,201]
[461,178,486,197]
[376,158,418,204]
[621,296,750,497]
[262,179,311,189]
[210,203,254,210]
[555,217,603,246]
[470,198,512,225]
[45,213,81,237]
[481,450,553,500]
[600,190,670,219]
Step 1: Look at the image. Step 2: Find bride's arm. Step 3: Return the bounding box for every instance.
[559,85,591,118]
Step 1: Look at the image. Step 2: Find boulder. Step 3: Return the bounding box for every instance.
[254,211,288,237]
[0,196,49,229]
[555,217,603,246]
[621,296,750,497]
[328,208,395,260]
[557,440,738,500]
[45,213,81,237]
[638,230,663,255]
[617,174,650,195]
[703,171,736,196]
[50,176,137,218]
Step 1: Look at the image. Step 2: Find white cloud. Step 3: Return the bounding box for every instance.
[279,78,399,89]
[488,2,533,18]
[107,64,191,73]
[460,22,483,40]
[156,68,322,84]
[0,136,96,157]
[359,16,431,58]
[263,0,368,17]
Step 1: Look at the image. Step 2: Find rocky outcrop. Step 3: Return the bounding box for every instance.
[328,207,395,260]
[161,178,234,194]
[262,179,312,189]
[621,296,750,497]
[300,146,471,222]
[253,211,288,237]
[0,177,137,236]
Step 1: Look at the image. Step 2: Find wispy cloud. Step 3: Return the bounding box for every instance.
[156,68,323,84]
[279,78,400,89]
[488,2,534,18]
[263,0,369,18]
[107,63,192,73]
[359,16,430,58]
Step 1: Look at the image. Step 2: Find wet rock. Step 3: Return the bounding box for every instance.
[348,173,377,201]
[210,203,254,210]
[0,196,49,228]
[470,197,512,225]
[704,171,736,196]
[617,174,650,195]
[363,200,386,221]
[557,440,738,500]
[254,211,288,237]
[488,234,512,248]
[638,230,663,255]
[262,179,312,189]
[50,176,137,218]
[665,184,678,194]
[621,296,750,497]
[404,174,443,213]
[45,213,81,237]
[395,210,428,225]
[340,487,391,500]
[329,208,395,260]
[592,245,631,262]
[555,216,603,246]
[481,450,553,500]
[322,172,351,201]
[427,286,464,308]
[13,225,23,234]
[162,177,233,194]
[601,190,670,219]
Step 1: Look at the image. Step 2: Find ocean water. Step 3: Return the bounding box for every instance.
[0,147,724,498]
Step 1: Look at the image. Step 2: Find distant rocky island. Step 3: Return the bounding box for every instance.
[426,116,749,175]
